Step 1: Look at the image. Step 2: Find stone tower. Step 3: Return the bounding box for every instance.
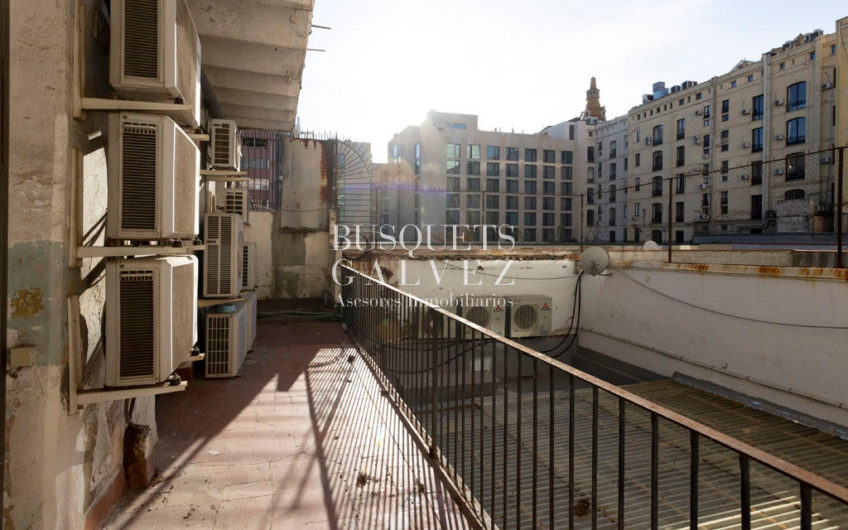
[582,77,606,120]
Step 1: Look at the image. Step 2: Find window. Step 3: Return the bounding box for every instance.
[446,194,460,208]
[524,181,537,194]
[786,117,806,145]
[696,92,702,100]
[587,167,595,182]
[487,162,500,176]
[751,161,762,185]
[610,141,617,158]
[486,195,499,209]
[506,147,519,161]
[833,44,838,55]
[505,212,518,225]
[609,184,617,202]
[561,197,572,210]
[748,74,754,82]
[391,144,398,159]
[543,149,556,163]
[560,213,572,226]
[543,165,556,179]
[784,189,805,200]
[561,166,573,180]
[676,146,685,167]
[415,143,421,159]
[779,62,785,70]
[568,124,575,140]
[506,179,518,193]
[675,201,684,222]
[486,211,500,225]
[447,177,460,192]
[446,160,460,174]
[634,153,640,167]
[703,134,710,147]
[731,80,737,88]
[703,105,711,118]
[446,210,460,224]
[587,188,594,205]
[524,212,537,226]
[587,146,595,162]
[467,161,481,175]
[523,229,536,242]
[609,163,616,179]
[506,163,519,177]
[586,210,595,227]
[608,208,616,226]
[677,118,685,139]
[525,165,537,178]
[751,194,762,219]
[635,177,640,191]
[486,178,499,192]
[506,196,519,210]
[561,150,573,164]
[676,174,685,194]
[746,127,762,153]
[787,82,806,111]
[487,145,500,159]
[543,181,555,194]
[652,203,663,223]
[543,197,555,210]
[466,210,480,225]
[543,213,555,226]
[446,144,460,158]
[786,153,805,180]
[752,95,763,120]
[652,151,663,171]
[720,191,728,214]
[525,148,537,162]
[562,182,573,194]
[634,202,641,218]
[467,178,480,191]
[652,125,663,145]
[721,160,729,175]
[466,194,481,209]
[721,99,729,114]
[652,176,663,197]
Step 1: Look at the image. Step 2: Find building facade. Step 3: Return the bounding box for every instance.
[592,116,628,242]
[389,111,596,244]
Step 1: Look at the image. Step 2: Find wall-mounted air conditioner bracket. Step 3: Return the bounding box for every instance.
[74,244,206,259]
[198,297,246,308]
[67,295,189,415]
[201,170,249,183]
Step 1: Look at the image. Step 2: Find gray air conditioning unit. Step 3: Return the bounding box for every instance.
[242,243,256,291]
[109,0,201,128]
[205,302,248,378]
[106,256,198,387]
[107,113,199,241]
[203,213,244,298]
[242,290,258,351]
[508,296,552,338]
[209,119,241,170]
[223,188,249,223]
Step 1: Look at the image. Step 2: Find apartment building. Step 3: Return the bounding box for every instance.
[592,116,628,242]
[626,17,848,243]
[389,110,595,244]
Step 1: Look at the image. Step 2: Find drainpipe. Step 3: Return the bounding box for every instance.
[1,0,10,518]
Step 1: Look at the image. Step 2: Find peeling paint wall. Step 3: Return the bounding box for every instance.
[5,2,156,528]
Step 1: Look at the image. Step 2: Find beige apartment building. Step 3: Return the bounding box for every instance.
[389,111,597,244]
[627,17,848,243]
[592,115,628,242]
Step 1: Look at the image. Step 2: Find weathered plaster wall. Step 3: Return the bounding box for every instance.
[243,210,274,299]
[5,2,157,528]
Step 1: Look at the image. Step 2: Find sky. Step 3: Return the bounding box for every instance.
[297,0,847,163]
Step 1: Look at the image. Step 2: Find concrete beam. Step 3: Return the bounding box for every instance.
[222,102,296,123]
[188,0,311,50]
[213,87,298,110]
[241,0,314,11]
[200,37,305,77]
[232,115,295,132]
[204,66,300,98]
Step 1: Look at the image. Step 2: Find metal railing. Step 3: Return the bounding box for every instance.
[340,265,848,529]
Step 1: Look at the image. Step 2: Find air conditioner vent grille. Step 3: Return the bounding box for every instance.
[220,217,233,291]
[466,306,490,328]
[514,305,538,330]
[123,0,159,79]
[213,123,232,166]
[206,315,231,376]
[121,123,157,231]
[119,271,155,379]
[242,245,250,289]
[225,190,246,217]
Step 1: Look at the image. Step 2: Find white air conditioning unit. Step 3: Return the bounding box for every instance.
[742,142,750,148]
[223,188,249,223]
[774,98,784,106]
[775,168,784,175]
[741,109,750,115]
[699,183,708,189]
[645,137,652,145]
[741,174,749,180]
[822,82,833,90]
[107,113,200,241]
[209,119,241,170]
[106,256,198,387]
[242,242,256,291]
[203,213,244,298]
[776,134,785,141]
[242,290,258,351]
[695,109,702,116]
[459,298,507,339]
[699,213,709,220]
[109,0,201,128]
[508,296,552,338]
[204,302,248,378]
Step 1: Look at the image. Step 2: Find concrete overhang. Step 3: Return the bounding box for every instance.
[187,0,314,132]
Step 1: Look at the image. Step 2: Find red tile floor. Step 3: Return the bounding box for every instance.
[104,315,473,529]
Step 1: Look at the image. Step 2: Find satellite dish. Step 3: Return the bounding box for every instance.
[642,240,660,250]
[579,246,610,276]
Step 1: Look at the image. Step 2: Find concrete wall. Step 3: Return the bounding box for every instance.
[354,250,848,431]
[5,2,156,527]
